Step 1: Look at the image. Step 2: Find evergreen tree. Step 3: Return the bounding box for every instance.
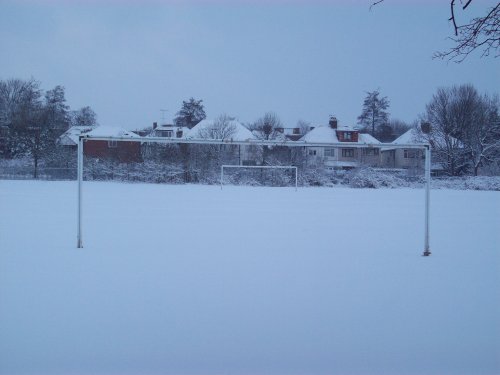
[357,90,390,136]
[43,85,70,131]
[173,98,206,129]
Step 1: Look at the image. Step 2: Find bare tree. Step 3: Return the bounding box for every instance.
[197,114,237,140]
[421,84,500,176]
[371,1,499,62]
[71,106,98,128]
[461,93,500,175]
[296,119,313,136]
[250,112,284,141]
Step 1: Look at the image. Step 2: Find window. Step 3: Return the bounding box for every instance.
[176,130,183,138]
[293,128,301,135]
[160,130,173,137]
[308,149,317,156]
[344,132,352,140]
[363,148,379,156]
[342,148,355,157]
[108,140,117,148]
[324,148,335,157]
[404,149,417,158]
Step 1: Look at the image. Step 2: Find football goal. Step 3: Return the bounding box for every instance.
[76,136,431,256]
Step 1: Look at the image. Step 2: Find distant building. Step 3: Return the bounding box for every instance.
[150,122,189,139]
[187,119,258,165]
[57,126,95,148]
[83,126,142,162]
[300,116,382,170]
[381,128,448,176]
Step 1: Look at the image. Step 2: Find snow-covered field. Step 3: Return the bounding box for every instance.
[0,180,499,375]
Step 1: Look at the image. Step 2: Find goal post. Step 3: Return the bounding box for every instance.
[76,135,431,256]
[220,164,298,190]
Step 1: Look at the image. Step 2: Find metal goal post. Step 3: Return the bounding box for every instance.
[220,165,298,191]
[77,135,431,256]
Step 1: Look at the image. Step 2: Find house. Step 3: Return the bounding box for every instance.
[83,126,142,162]
[57,126,95,147]
[151,122,189,139]
[300,116,382,170]
[275,125,314,141]
[380,128,447,176]
[186,119,258,165]
[381,129,424,171]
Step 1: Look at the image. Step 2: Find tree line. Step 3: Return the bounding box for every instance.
[358,85,500,176]
[1,77,499,179]
[0,78,97,177]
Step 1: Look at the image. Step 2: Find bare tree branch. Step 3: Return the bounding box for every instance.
[450,0,459,36]
[370,0,500,62]
[462,0,473,10]
[434,3,500,62]
[369,0,385,11]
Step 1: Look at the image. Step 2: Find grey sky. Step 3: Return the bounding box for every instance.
[1,0,498,130]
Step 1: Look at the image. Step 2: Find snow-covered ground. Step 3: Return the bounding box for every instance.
[0,180,499,375]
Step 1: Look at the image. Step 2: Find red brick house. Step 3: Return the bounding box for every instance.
[84,126,142,162]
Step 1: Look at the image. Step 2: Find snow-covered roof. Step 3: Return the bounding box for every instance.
[152,124,190,138]
[392,128,423,145]
[86,126,141,138]
[300,125,380,144]
[57,126,95,146]
[358,133,381,144]
[300,126,339,143]
[186,119,255,141]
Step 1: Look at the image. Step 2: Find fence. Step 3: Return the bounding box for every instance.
[0,167,77,181]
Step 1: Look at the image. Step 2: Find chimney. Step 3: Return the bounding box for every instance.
[329,116,338,129]
[153,122,157,130]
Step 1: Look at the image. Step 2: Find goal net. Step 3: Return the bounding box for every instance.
[220,165,298,189]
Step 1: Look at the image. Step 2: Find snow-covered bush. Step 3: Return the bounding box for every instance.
[344,167,409,189]
[431,176,500,191]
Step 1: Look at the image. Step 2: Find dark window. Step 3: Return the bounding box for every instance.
[163,130,173,137]
[342,148,354,157]
[108,140,117,148]
[324,148,335,157]
[344,132,352,140]
[363,148,379,156]
[308,149,317,156]
[293,128,300,135]
[404,149,417,158]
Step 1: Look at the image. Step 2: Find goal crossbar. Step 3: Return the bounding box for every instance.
[77,135,431,256]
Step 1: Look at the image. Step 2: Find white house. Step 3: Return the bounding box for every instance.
[57,126,95,147]
[300,117,382,170]
[150,123,189,139]
[381,128,424,171]
[381,128,457,176]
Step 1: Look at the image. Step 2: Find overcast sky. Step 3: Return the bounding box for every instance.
[1,0,498,130]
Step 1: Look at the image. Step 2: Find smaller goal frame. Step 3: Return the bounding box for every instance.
[220,165,298,191]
